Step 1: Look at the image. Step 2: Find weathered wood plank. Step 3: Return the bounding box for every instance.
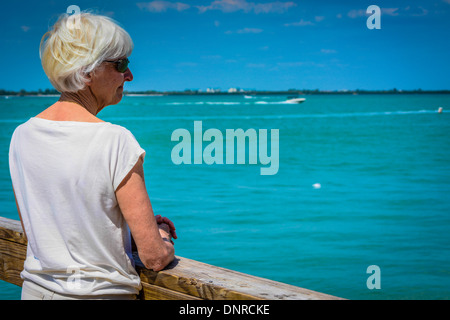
[0,216,26,245]
[0,238,26,287]
[139,282,203,300]
[0,217,344,300]
[134,254,341,300]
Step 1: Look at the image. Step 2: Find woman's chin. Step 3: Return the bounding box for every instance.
[107,93,123,106]
[113,88,124,104]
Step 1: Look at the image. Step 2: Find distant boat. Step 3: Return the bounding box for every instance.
[285,97,306,104]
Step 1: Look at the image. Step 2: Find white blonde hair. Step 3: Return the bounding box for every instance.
[40,12,133,93]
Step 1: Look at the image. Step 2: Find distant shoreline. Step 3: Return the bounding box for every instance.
[1,89,450,97]
[124,89,450,96]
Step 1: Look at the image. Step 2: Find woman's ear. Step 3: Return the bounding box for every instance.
[84,71,92,86]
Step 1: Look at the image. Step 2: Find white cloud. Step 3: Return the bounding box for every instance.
[226,27,263,34]
[347,9,366,18]
[321,49,337,54]
[252,1,296,14]
[137,0,297,15]
[197,0,296,14]
[277,61,325,68]
[382,8,399,16]
[237,27,263,33]
[284,19,314,27]
[284,16,326,27]
[404,6,429,16]
[137,1,190,12]
[314,16,325,22]
[21,26,30,32]
[348,7,399,18]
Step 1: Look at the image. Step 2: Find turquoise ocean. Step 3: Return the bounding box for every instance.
[0,93,449,300]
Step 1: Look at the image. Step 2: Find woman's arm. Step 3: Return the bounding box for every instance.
[115,157,174,271]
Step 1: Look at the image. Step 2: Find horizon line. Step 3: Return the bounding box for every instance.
[2,88,450,96]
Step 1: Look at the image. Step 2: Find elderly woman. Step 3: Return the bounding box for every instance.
[8,12,176,300]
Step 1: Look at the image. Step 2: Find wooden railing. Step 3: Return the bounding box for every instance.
[0,216,343,300]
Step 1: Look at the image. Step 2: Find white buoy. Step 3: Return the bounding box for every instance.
[438,107,443,113]
[312,183,321,189]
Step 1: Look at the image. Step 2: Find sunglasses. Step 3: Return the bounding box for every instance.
[104,58,130,73]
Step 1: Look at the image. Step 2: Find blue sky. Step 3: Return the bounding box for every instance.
[1,0,449,92]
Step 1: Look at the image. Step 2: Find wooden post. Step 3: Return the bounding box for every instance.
[0,216,343,300]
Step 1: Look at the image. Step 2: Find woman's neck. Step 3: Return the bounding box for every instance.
[59,90,100,116]
[35,89,105,123]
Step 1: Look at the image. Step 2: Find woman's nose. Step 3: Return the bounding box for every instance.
[124,68,133,82]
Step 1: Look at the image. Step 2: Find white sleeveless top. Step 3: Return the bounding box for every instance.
[9,117,145,296]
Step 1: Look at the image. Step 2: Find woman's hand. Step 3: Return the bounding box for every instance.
[155,215,177,240]
[158,223,174,245]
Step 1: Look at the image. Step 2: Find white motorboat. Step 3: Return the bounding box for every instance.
[285,97,306,104]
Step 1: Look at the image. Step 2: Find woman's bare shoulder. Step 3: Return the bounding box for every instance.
[35,102,104,123]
